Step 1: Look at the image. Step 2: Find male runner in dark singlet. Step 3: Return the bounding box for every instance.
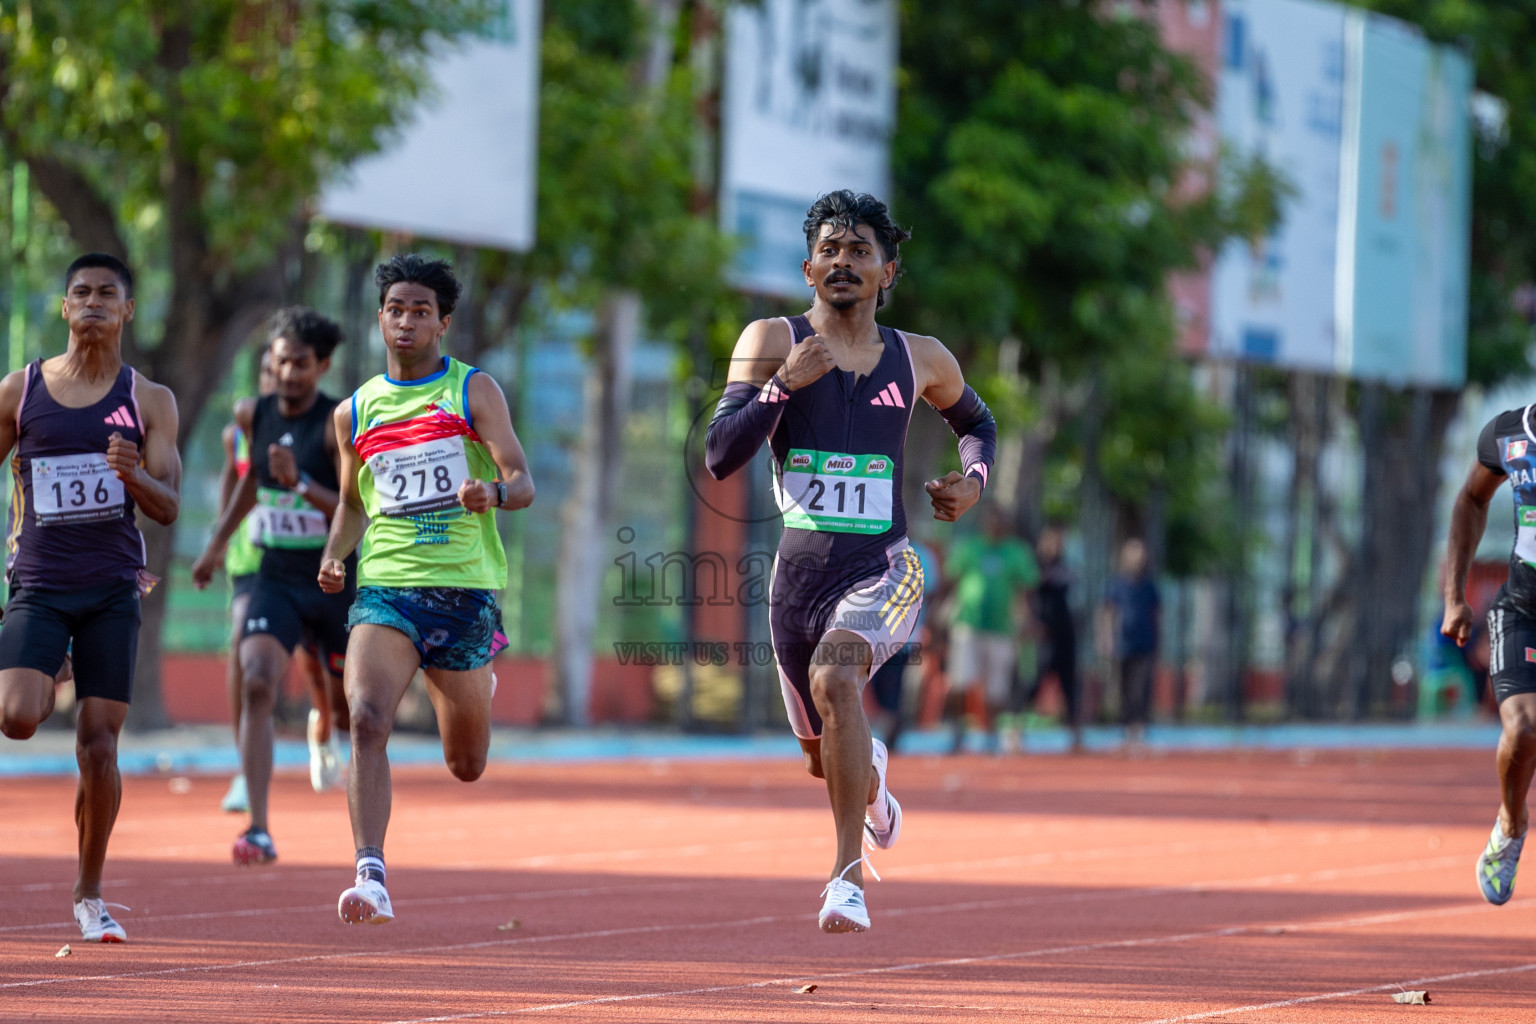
[0,253,182,942]
[1442,406,1536,904]
[192,308,352,865]
[319,254,533,925]
[705,191,995,932]
[214,351,342,813]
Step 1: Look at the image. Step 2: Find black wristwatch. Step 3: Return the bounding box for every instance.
[495,481,508,508]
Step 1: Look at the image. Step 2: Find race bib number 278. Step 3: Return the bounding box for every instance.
[369,436,470,517]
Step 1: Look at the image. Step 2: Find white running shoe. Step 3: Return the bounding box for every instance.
[818,856,877,933]
[220,774,249,814]
[73,898,127,942]
[338,877,394,925]
[864,737,902,850]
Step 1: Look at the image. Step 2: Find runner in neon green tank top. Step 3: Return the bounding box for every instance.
[319,254,534,927]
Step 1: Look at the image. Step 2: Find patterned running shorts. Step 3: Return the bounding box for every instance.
[347,586,507,671]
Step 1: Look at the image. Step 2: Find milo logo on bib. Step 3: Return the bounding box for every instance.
[775,448,895,535]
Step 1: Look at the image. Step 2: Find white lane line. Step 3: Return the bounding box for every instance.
[1137,961,1536,1023]
[0,847,1467,937]
[0,831,807,896]
[379,901,1526,1024]
[0,880,711,934]
[2,860,1510,994]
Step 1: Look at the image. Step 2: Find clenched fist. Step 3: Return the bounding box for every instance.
[925,471,982,523]
[105,431,140,481]
[268,443,299,488]
[458,479,495,513]
[318,558,347,594]
[779,335,838,392]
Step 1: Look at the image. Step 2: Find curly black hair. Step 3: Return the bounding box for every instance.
[803,190,911,308]
[375,253,463,317]
[267,306,343,362]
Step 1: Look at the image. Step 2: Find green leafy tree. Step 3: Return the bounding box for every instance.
[0,0,492,725]
[527,1,737,725]
[889,1,1277,585]
[1274,1,1536,717]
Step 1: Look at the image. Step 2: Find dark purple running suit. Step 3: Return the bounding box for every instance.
[706,315,994,738]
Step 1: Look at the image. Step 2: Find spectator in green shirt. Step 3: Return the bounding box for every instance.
[944,505,1038,752]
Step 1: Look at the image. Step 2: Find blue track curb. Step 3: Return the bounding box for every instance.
[0,721,1506,778]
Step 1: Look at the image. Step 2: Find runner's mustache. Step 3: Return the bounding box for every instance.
[826,272,861,285]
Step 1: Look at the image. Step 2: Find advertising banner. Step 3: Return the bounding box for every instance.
[1210,0,1347,372]
[720,0,898,298]
[1339,13,1472,387]
[320,0,541,252]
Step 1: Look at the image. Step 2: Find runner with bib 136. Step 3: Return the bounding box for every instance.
[0,253,182,943]
[704,190,995,934]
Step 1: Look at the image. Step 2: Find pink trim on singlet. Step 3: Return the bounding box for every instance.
[15,362,31,434]
[128,369,144,433]
[896,330,917,432]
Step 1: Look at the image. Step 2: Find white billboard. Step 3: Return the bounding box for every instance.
[1338,12,1471,387]
[720,0,898,298]
[1210,0,1347,371]
[320,0,541,252]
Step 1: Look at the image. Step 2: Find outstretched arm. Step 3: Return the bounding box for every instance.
[1442,461,1505,646]
[911,335,994,523]
[191,467,258,589]
[459,371,534,513]
[319,403,368,594]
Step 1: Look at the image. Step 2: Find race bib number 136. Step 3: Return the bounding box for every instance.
[775,449,894,534]
[32,452,125,525]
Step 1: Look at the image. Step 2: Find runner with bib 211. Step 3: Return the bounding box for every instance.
[319,254,533,926]
[704,190,996,933]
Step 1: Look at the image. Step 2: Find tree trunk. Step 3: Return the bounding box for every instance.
[125,520,176,729]
[553,291,639,726]
[126,273,282,727]
[1282,373,1325,717]
[1308,383,1460,719]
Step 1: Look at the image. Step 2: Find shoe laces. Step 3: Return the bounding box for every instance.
[75,897,130,922]
[820,854,880,901]
[1491,824,1526,856]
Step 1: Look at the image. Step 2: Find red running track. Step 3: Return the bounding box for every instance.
[2,748,1534,1023]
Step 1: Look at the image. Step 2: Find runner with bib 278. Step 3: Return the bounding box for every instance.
[704,190,995,934]
[319,254,533,927]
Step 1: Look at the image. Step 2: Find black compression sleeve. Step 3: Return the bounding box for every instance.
[936,385,996,490]
[704,378,790,480]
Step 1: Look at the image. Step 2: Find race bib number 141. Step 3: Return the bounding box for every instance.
[776,449,894,534]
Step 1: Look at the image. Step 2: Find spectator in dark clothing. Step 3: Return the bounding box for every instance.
[1018,524,1082,752]
[1100,537,1160,744]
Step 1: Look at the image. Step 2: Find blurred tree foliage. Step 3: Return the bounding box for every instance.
[888,0,1283,574]
[509,0,737,346]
